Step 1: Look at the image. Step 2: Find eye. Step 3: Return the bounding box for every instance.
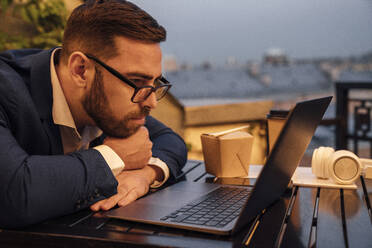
[130,79,146,87]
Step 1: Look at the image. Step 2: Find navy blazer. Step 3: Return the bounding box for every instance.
[0,49,187,228]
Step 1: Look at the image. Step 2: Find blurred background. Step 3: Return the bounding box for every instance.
[1,0,372,164]
[134,0,372,66]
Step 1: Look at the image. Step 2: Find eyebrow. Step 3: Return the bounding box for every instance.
[125,72,162,81]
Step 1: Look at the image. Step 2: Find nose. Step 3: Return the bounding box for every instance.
[140,91,157,110]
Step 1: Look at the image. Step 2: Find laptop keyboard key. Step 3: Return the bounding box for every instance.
[169,214,191,222]
[205,220,220,226]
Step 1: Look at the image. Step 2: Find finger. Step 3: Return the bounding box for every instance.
[100,191,129,211]
[91,187,129,211]
[90,199,106,211]
[145,140,153,151]
[117,189,140,207]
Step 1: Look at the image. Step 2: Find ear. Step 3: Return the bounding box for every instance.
[67,52,94,88]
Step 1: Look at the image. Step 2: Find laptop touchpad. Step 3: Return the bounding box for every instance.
[138,181,220,208]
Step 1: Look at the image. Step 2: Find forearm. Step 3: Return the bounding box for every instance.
[0,149,117,228]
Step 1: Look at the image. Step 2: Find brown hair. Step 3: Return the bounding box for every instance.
[61,0,166,63]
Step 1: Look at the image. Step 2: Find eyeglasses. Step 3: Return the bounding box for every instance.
[85,54,172,103]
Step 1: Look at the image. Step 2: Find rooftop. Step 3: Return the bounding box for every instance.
[166,63,332,105]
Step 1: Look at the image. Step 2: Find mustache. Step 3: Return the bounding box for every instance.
[128,106,151,119]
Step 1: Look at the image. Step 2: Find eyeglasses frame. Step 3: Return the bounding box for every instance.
[85,54,172,103]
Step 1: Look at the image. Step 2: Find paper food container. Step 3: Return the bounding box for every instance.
[201,126,254,178]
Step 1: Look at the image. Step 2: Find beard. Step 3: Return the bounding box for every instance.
[82,68,150,138]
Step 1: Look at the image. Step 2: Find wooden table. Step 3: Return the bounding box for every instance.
[1,160,371,247]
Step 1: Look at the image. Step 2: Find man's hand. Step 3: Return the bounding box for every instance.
[90,165,159,211]
[103,126,152,170]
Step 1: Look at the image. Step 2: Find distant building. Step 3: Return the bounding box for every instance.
[339,70,372,82]
[163,54,179,72]
[247,63,260,78]
[165,62,331,101]
[226,56,238,66]
[263,48,289,65]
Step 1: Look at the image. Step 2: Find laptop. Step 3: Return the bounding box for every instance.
[107,96,332,235]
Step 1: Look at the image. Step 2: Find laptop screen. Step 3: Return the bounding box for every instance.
[234,96,332,232]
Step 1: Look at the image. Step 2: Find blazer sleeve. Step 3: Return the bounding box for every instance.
[145,116,188,184]
[0,105,118,229]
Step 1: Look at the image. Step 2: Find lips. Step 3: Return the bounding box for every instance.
[130,116,146,125]
[128,107,150,125]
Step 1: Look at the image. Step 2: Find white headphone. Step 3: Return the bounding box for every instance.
[312,147,372,184]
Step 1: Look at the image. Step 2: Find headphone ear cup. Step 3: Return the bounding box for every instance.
[322,147,335,178]
[312,147,323,177]
[312,147,320,176]
[329,150,362,184]
[318,147,326,178]
[312,147,335,179]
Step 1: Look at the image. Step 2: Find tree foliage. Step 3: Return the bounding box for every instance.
[0,0,68,51]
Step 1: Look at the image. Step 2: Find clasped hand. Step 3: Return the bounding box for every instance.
[103,126,152,170]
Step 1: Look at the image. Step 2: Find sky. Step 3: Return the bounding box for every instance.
[131,0,372,65]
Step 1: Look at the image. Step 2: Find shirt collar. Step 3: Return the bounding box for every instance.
[50,48,102,141]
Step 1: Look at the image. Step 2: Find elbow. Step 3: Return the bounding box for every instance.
[0,176,38,229]
[0,200,33,229]
[0,188,48,229]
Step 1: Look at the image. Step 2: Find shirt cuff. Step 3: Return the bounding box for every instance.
[94,145,125,176]
[148,157,169,188]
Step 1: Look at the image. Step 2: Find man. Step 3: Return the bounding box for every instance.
[0,0,187,228]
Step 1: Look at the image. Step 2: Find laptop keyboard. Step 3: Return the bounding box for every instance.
[160,186,251,227]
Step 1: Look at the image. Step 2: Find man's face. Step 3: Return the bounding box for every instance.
[83,37,162,138]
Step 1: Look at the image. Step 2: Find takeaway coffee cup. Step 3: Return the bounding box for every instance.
[267,110,288,153]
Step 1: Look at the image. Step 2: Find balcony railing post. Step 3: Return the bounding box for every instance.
[335,82,348,150]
